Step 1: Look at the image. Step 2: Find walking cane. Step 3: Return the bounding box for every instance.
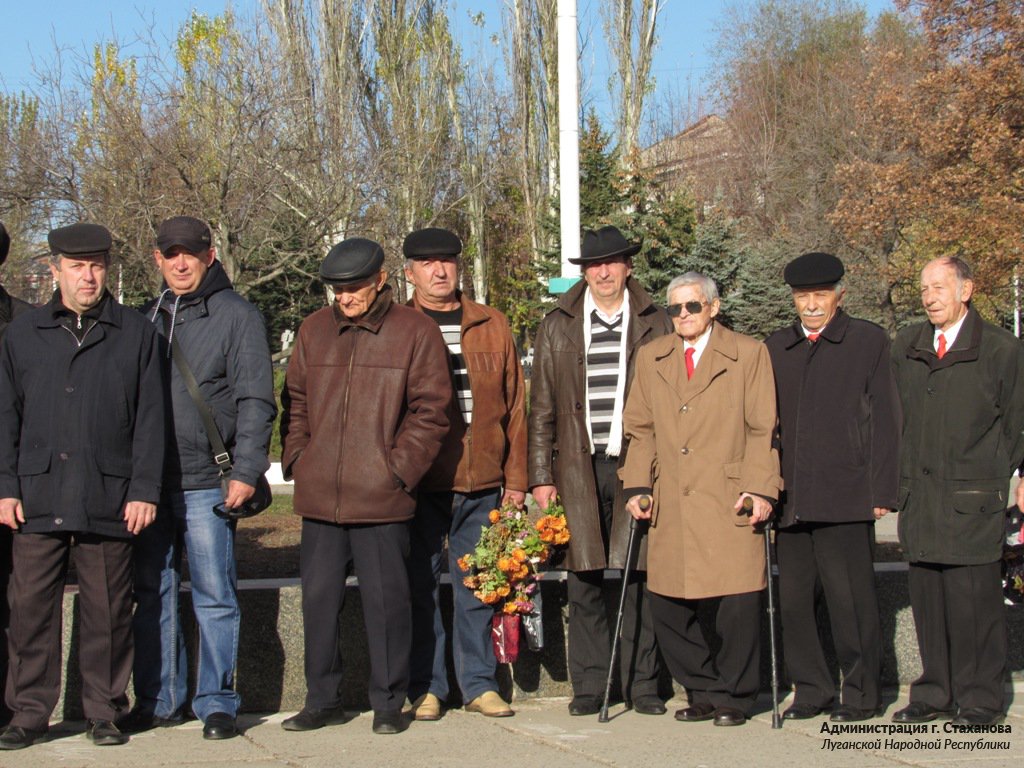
[599,496,649,723]
[743,495,782,729]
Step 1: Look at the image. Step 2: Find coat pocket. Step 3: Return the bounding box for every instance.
[17,448,52,519]
[94,452,133,515]
[950,488,1004,515]
[724,461,747,526]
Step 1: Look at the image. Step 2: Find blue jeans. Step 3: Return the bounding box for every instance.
[132,487,241,721]
[408,488,501,704]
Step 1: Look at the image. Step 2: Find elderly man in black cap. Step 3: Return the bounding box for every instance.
[0,223,165,749]
[124,216,276,740]
[0,221,33,727]
[280,237,451,735]
[402,227,526,720]
[764,252,900,722]
[529,225,671,716]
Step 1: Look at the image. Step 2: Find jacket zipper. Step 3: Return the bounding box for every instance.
[336,332,358,523]
[61,316,95,348]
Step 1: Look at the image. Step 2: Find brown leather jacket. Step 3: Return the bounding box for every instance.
[528,277,672,570]
[281,286,451,524]
[410,292,527,494]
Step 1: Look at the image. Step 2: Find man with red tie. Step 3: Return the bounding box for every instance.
[765,252,900,723]
[622,271,780,727]
[891,256,1024,727]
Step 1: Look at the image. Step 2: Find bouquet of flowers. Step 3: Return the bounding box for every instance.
[458,499,570,662]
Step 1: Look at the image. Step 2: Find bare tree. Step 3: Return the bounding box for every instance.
[601,0,661,158]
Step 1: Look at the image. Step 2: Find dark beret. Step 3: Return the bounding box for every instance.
[320,237,386,286]
[48,223,112,258]
[0,222,9,266]
[403,227,462,259]
[157,216,212,254]
[570,225,641,265]
[784,252,845,287]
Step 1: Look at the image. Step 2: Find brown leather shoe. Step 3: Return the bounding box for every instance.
[674,702,716,722]
[406,693,443,721]
[465,691,514,717]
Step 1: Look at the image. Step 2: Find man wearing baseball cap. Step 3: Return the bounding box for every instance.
[124,216,276,740]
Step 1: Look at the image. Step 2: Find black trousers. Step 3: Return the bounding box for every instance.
[299,519,411,714]
[648,590,761,714]
[567,455,660,699]
[0,528,11,724]
[776,521,881,710]
[5,532,133,731]
[907,561,1006,713]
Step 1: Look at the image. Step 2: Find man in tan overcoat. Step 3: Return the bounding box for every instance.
[622,271,781,727]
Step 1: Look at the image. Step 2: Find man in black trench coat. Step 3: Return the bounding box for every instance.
[765,252,900,722]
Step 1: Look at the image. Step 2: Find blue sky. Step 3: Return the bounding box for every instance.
[1,0,896,128]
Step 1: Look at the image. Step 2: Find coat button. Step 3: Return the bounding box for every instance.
[926,387,935,395]
[683,488,691,496]
[680,405,688,413]
[65,386,74,393]
[575,402,582,410]
[54,518,63,525]
[681,447,690,455]
[922,467,930,475]
[59,452,69,460]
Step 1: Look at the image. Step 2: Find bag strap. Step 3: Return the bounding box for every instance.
[171,335,233,476]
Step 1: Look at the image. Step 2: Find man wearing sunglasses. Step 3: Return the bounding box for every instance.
[125,216,276,741]
[529,225,672,717]
[765,252,899,723]
[622,271,781,727]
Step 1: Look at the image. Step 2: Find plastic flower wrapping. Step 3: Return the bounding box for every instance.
[458,499,570,616]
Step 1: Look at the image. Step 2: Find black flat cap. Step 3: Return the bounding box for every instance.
[784,252,845,287]
[0,222,9,266]
[320,237,386,286]
[403,227,462,259]
[157,216,212,254]
[48,223,112,258]
[570,225,641,265]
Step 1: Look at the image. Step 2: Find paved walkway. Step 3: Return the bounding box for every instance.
[7,688,1021,768]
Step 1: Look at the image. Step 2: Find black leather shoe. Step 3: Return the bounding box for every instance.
[713,707,747,726]
[632,695,667,716]
[568,695,601,716]
[831,705,876,722]
[952,707,1003,726]
[203,712,238,740]
[282,706,346,731]
[0,725,45,750]
[892,702,955,723]
[674,702,716,722]
[783,704,827,720]
[371,710,407,735]
[86,720,128,746]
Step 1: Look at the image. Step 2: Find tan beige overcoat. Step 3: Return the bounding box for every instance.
[621,324,781,599]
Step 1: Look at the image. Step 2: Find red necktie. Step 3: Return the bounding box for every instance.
[807,332,820,343]
[937,333,947,359]
[685,347,695,380]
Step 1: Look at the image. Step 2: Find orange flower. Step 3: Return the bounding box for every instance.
[497,557,513,572]
[539,529,555,543]
[497,584,511,597]
[488,509,501,524]
[457,556,471,572]
[512,548,527,563]
[502,601,519,615]
[463,576,478,588]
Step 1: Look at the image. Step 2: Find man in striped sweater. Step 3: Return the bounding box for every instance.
[529,226,673,716]
[403,228,528,720]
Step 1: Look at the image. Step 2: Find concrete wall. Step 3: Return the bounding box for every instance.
[54,568,1024,718]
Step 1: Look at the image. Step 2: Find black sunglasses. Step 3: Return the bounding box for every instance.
[667,300,706,318]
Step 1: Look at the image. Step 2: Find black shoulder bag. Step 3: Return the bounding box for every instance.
[171,335,273,520]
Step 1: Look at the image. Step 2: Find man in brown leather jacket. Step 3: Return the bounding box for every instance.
[402,228,527,721]
[280,237,451,736]
[528,226,672,717]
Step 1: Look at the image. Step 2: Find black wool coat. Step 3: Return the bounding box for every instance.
[0,293,165,539]
[892,308,1024,564]
[765,310,901,526]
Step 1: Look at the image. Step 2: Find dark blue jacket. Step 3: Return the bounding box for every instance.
[143,262,276,491]
[0,292,165,538]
